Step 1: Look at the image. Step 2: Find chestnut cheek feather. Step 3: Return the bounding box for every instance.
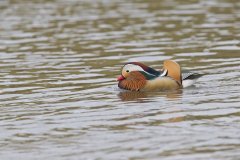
[118,72,146,91]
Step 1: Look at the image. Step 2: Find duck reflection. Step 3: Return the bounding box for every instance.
[118,89,183,102]
[118,91,148,102]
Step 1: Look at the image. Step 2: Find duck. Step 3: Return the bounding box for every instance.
[117,60,202,91]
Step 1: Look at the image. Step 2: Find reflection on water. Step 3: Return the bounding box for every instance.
[0,0,240,159]
[118,91,149,102]
[118,90,183,101]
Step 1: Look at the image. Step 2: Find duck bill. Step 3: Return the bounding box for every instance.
[117,75,125,81]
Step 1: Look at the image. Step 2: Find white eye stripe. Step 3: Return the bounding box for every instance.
[123,64,158,77]
[123,64,145,72]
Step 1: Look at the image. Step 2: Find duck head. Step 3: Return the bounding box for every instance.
[117,62,160,91]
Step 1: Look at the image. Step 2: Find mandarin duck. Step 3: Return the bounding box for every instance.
[117,60,202,91]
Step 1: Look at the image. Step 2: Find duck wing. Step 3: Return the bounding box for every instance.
[163,60,182,85]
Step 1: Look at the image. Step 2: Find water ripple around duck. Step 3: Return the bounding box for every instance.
[0,0,240,160]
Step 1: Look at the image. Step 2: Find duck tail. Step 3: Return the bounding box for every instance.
[182,73,204,88]
[182,73,204,80]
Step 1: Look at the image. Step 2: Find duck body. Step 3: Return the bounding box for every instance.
[142,77,180,91]
[117,60,202,91]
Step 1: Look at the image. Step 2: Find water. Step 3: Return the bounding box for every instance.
[0,0,240,159]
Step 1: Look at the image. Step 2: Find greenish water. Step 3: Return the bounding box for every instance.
[0,0,240,159]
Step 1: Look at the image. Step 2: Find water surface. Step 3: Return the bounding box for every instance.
[0,0,240,159]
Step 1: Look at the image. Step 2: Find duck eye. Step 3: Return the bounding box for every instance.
[126,70,129,73]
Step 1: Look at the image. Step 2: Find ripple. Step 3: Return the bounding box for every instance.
[0,0,240,160]
[210,46,240,51]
